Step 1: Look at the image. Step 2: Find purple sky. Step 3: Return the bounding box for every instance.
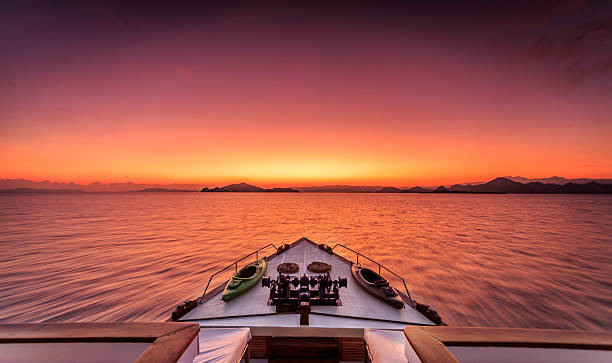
[1,1,611,185]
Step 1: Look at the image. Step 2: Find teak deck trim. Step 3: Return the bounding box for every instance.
[404,327,612,363]
[0,322,200,363]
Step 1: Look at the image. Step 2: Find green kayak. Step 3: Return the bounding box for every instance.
[222,259,267,302]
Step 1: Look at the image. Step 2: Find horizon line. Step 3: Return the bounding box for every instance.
[2,175,612,192]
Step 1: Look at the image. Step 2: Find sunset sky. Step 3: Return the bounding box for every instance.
[1,1,611,187]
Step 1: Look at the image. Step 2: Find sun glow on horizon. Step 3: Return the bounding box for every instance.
[1,2,611,186]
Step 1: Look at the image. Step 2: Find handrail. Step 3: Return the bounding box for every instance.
[198,243,278,303]
[331,243,414,307]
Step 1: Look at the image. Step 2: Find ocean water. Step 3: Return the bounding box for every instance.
[0,192,610,330]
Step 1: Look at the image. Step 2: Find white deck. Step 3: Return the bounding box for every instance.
[181,238,433,333]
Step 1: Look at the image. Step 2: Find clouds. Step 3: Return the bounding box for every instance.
[523,16,612,82]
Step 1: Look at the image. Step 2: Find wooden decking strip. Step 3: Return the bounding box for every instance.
[422,327,612,350]
[403,327,612,363]
[0,322,200,363]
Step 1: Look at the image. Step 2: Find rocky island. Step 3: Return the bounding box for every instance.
[201,183,299,192]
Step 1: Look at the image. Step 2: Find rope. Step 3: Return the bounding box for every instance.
[277,262,299,274]
[307,261,331,273]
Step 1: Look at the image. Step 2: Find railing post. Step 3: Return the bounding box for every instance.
[356,253,359,265]
[378,265,381,275]
[256,251,259,262]
[403,280,414,307]
[235,261,238,273]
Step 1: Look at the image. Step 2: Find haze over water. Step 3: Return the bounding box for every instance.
[1,192,610,330]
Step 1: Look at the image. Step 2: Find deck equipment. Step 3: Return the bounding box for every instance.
[261,272,347,312]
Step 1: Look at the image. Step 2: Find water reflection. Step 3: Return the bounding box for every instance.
[0,193,610,330]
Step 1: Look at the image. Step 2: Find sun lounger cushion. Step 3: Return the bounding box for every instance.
[365,328,422,362]
[193,328,251,363]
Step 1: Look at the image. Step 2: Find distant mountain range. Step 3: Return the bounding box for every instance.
[1,177,612,194]
[0,187,194,193]
[0,188,87,193]
[375,177,612,194]
[201,183,298,192]
[504,176,612,185]
[453,177,612,194]
[0,179,202,192]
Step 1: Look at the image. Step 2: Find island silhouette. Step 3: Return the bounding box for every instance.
[1,177,612,194]
[375,177,612,194]
[201,183,299,193]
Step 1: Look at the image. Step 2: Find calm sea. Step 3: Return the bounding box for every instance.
[1,193,611,330]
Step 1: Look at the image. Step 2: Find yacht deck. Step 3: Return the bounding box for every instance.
[180,238,434,334]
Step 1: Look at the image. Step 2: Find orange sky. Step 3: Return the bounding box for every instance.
[1,2,611,187]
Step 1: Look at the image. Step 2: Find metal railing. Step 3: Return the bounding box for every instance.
[198,243,278,303]
[331,243,414,307]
